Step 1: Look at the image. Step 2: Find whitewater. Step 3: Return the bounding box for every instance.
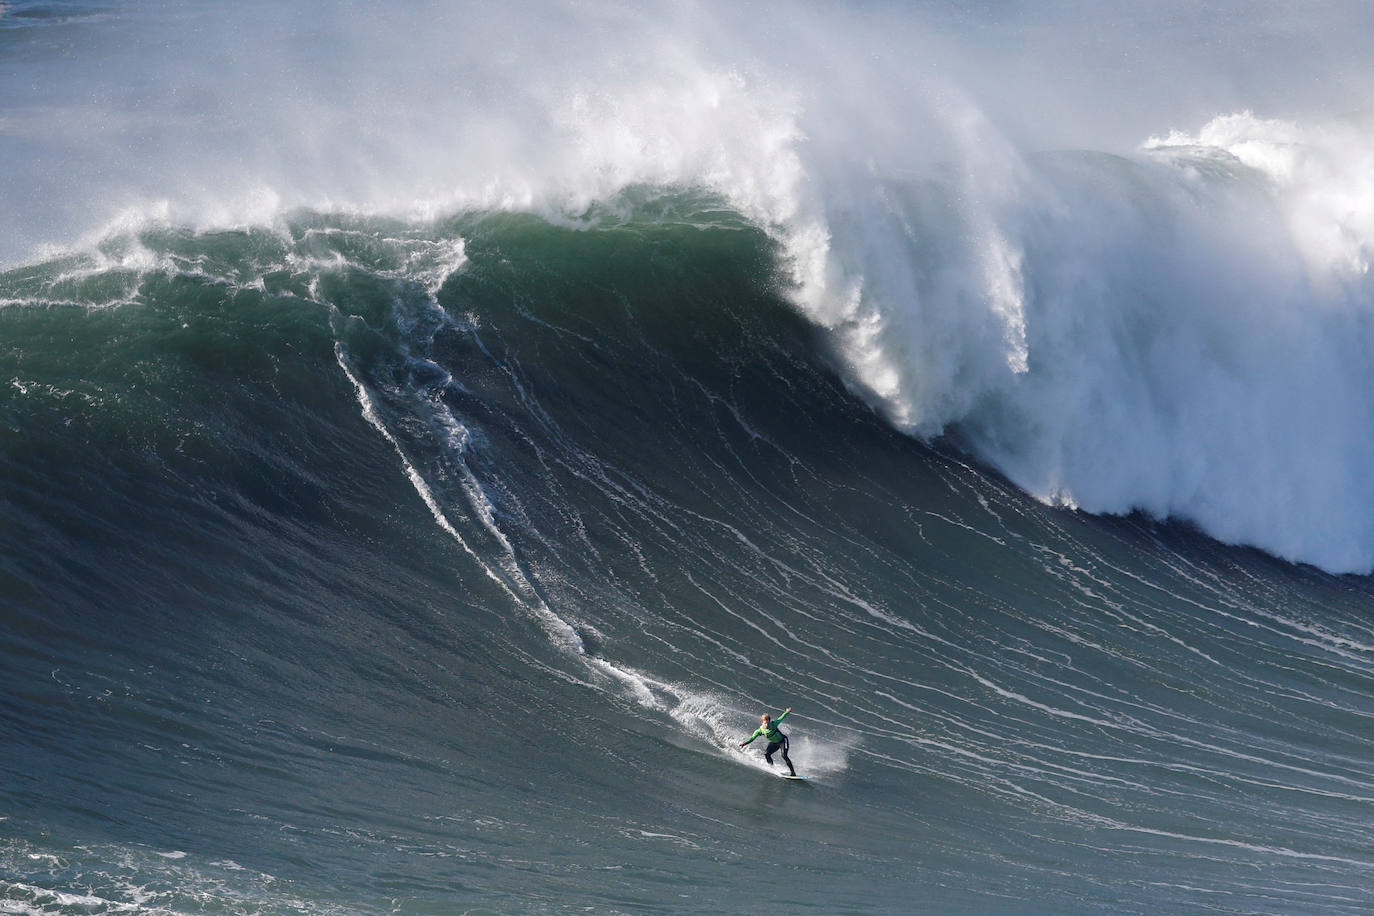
[5,1,1374,913]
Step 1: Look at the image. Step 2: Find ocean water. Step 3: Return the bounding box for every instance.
[5,2,1374,913]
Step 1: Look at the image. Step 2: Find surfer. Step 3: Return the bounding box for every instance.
[738,707,796,776]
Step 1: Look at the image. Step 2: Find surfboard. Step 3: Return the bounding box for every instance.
[778,773,806,780]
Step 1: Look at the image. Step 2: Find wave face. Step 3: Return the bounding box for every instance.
[6,200,1374,914]
[5,1,1374,913]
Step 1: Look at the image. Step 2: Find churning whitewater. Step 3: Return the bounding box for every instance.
[4,1,1374,913]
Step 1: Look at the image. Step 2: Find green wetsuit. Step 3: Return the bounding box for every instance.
[740,709,789,746]
[740,710,795,775]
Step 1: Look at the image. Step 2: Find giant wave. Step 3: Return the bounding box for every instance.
[5,192,1374,913]
[4,1,1373,572]
[6,1,1374,913]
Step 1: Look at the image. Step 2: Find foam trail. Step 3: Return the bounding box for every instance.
[332,336,586,655]
[329,273,722,719]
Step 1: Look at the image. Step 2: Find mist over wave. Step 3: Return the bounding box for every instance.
[4,0,1374,573]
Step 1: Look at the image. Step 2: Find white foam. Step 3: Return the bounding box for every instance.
[808,110,1374,573]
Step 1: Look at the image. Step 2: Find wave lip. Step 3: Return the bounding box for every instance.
[808,113,1374,574]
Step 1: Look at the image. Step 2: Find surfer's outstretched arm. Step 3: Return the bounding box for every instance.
[739,707,793,746]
